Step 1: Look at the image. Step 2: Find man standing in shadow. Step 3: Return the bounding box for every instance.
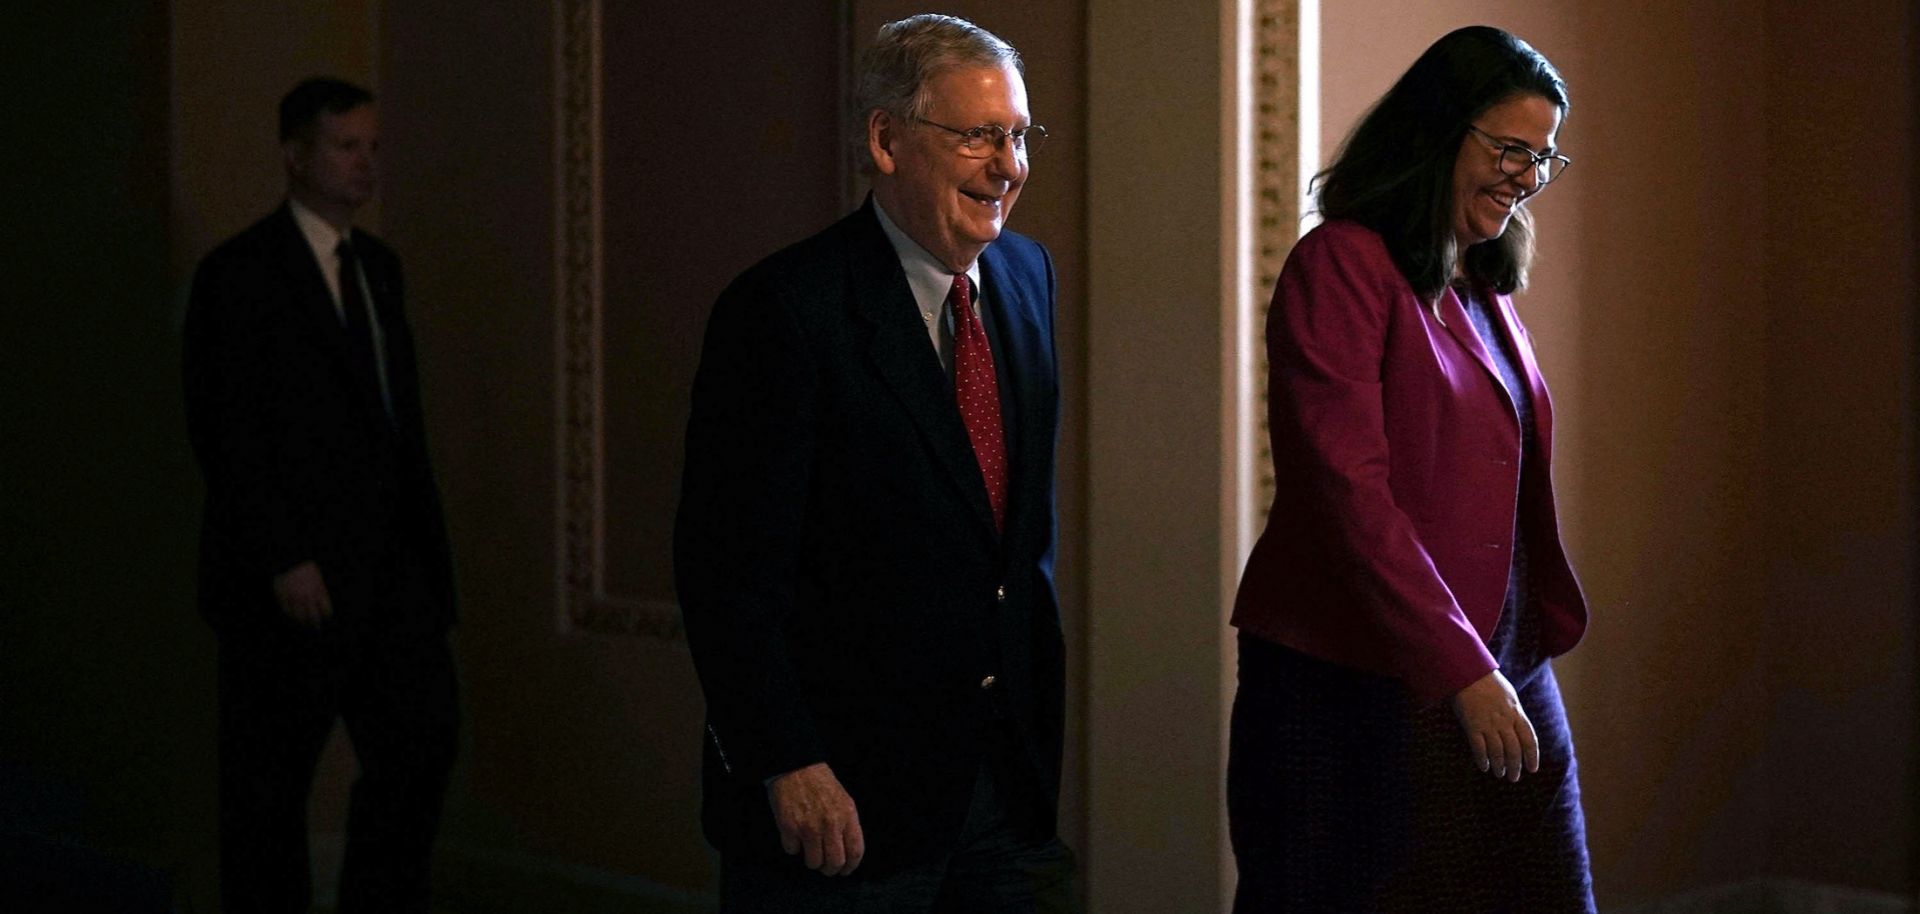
[182,76,458,913]
[676,14,1075,913]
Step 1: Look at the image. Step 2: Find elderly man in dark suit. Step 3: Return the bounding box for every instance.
[674,13,1074,913]
[182,77,457,914]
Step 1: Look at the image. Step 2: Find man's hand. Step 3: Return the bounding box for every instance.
[767,762,865,876]
[272,561,332,629]
[1449,669,1539,782]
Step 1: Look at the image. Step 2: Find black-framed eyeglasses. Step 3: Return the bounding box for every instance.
[1467,125,1571,187]
[914,117,1048,158]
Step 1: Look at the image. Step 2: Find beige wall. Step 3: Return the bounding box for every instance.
[1759,0,1915,889]
[1321,1,1915,903]
[1084,0,1235,909]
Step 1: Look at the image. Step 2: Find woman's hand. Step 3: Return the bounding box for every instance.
[1449,669,1538,782]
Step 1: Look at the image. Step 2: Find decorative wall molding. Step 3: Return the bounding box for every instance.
[553,0,682,639]
[1251,0,1304,512]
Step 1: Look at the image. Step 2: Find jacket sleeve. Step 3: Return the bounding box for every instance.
[673,267,827,783]
[1266,227,1496,705]
[181,251,316,580]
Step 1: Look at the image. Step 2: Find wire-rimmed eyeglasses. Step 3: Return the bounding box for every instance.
[914,117,1048,159]
[1467,125,1571,187]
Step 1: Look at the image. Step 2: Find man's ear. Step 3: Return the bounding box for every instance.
[867,109,899,177]
[281,138,307,181]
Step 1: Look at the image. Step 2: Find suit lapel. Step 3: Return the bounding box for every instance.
[846,206,1000,540]
[1448,284,1557,463]
[980,243,1046,536]
[1491,293,1555,464]
[1440,284,1517,422]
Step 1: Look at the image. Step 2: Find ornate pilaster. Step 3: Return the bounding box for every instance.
[1252,0,1307,511]
[554,0,682,639]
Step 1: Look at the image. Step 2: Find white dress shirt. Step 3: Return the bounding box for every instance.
[872,197,991,378]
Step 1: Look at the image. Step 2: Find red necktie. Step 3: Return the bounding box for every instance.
[949,274,1007,531]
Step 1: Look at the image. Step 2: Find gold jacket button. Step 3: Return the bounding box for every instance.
[995,585,1007,601]
[980,675,997,690]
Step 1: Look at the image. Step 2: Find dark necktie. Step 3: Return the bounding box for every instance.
[335,239,392,417]
[949,274,1007,531]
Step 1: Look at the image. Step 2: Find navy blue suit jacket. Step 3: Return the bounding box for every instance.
[674,201,1063,873]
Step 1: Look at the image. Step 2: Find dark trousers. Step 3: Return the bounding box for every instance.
[217,587,457,914]
[721,763,1077,914]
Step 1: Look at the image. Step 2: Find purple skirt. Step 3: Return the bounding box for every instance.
[1227,634,1594,913]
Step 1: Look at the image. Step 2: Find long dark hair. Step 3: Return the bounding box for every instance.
[1315,26,1568,300]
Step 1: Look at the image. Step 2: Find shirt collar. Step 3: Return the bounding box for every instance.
[288,196,352,255]
[872,196,983,314]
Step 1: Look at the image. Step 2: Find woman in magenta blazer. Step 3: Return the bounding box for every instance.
[1228,26,1593,912]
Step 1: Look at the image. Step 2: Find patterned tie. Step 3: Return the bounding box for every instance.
[949,274,1007,531]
